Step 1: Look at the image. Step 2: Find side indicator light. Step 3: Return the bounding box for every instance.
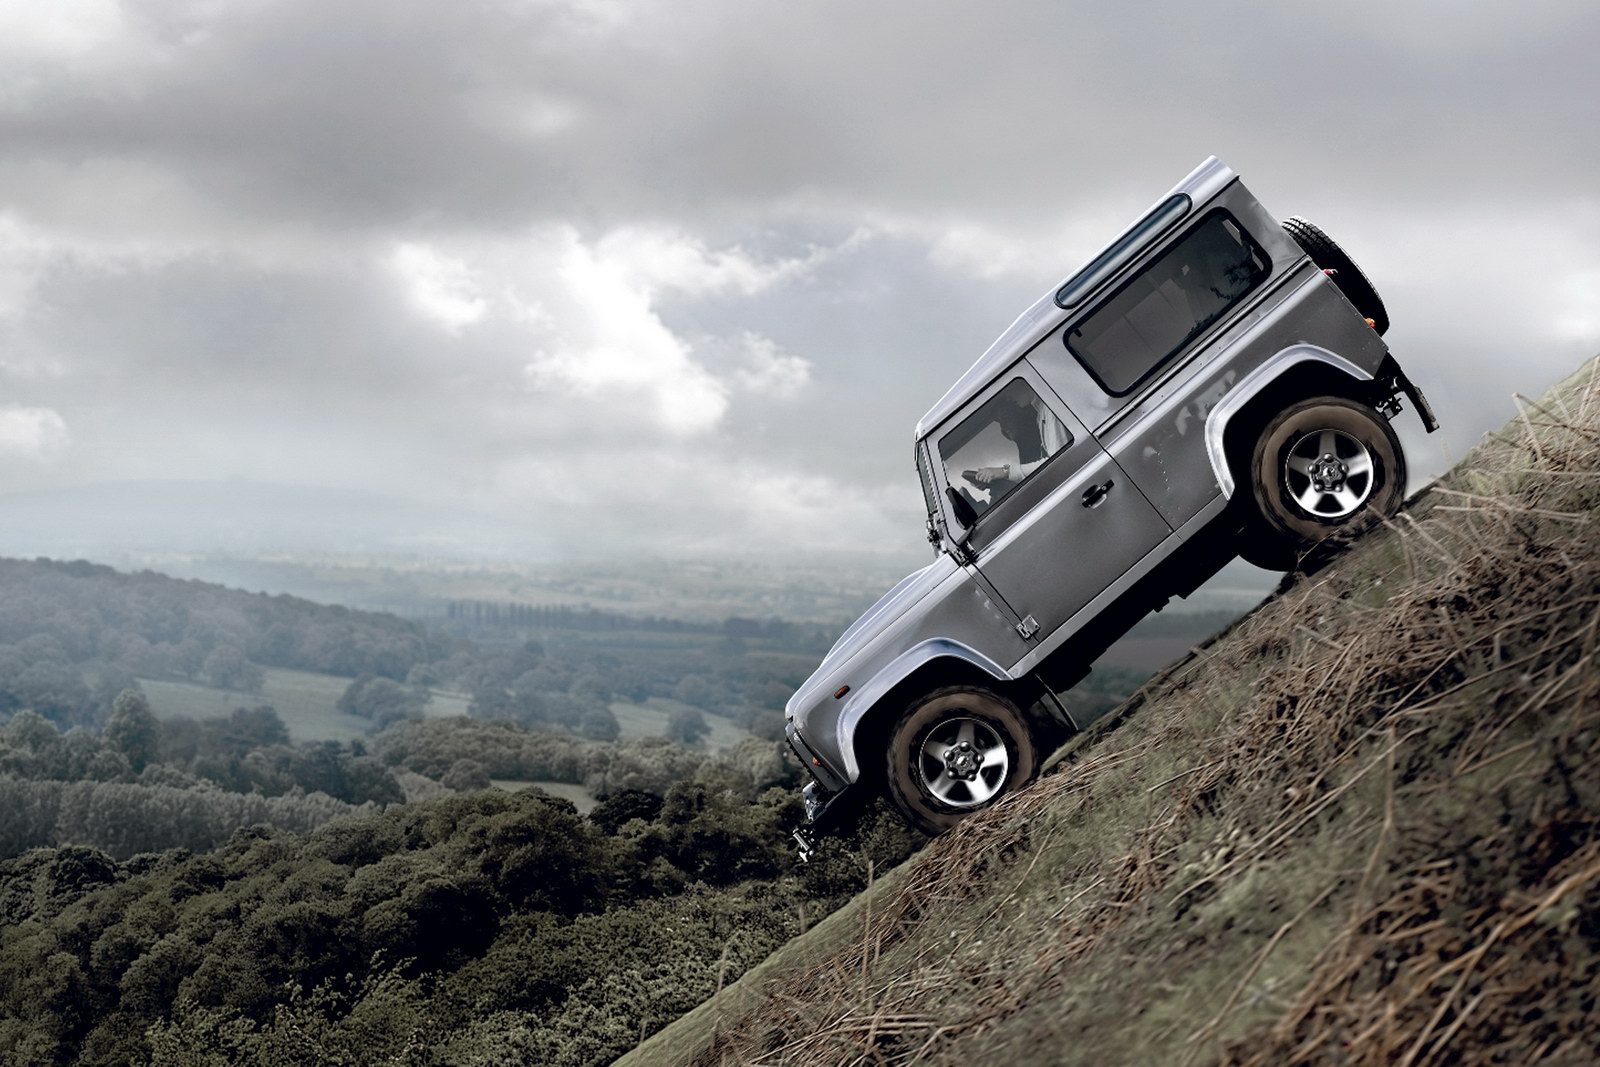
[833,685,851,699]
[1364,317,1377,329]
[812,757,823,767]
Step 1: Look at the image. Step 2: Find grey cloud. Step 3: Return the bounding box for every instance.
[0,0,1595,560]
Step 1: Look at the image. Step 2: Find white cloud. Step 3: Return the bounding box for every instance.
[731,332,811,396]
[526,228,730,435]
[0,213,52,321]
[382,226,846,437]
[389,242,489,333]
[919,207,1139,286]
[0,0,127,62]
[0,406,70,458]
[0,0,1595,560]
[591,227,858,298]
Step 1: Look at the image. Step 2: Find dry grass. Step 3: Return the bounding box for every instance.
[630,356,1600,1067]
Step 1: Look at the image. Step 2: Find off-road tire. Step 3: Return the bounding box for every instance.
[1241,395,1405,570]
[885,686,1037,836]
[1282,216,1389,335]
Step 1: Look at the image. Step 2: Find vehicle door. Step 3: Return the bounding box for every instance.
[932,364,1171,649]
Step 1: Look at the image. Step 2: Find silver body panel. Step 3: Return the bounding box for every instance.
[788,555,1030,781]
[961,362,1173,657]
[788,156,1411,796]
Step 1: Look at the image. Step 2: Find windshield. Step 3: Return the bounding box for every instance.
[937,378,1072,521]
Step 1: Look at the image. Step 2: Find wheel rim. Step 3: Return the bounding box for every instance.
[1283,427,1374,519]
[916,716,1010,808]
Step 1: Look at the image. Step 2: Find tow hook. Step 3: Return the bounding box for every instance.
[793,827,818,863]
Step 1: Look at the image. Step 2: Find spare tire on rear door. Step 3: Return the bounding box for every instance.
[1282,216,1389,336]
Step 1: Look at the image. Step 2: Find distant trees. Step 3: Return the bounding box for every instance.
[376,718,587,782]
[443,759,491,793]
[0,558,453,717]
[200,645,264,692]
[338,674,428,727]
[0,783,831,1067]
[0,557,829,760]
[0,777,367,858]
[375,717,801,802]
[104,689,159,773]
[0,638,93,727]
[0,704,404,817]
[1,710,127,783]
[578,707,621,742]
[664,708,710,746]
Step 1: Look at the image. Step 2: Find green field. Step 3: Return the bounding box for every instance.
[609,696,752,748]
[489,779,597,813]
[138,667,472,742]
[138,666,750,750]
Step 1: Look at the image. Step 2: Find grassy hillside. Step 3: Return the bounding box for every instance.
[623,356,1600,1067]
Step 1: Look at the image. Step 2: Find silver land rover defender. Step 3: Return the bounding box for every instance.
[787,157,1438,846]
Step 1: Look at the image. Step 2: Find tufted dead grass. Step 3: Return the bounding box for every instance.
[624,356,1600,1067]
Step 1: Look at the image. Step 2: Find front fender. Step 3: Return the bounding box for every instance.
[835,639,1012,783]
[1203,344,1375,498]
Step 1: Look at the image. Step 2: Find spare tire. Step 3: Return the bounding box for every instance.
[1282,216,1389,336]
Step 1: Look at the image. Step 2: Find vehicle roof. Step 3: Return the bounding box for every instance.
[914,155,1237,440]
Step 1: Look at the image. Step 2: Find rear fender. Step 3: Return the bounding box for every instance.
[1204,344,1376,498]
[835,639,1012,783]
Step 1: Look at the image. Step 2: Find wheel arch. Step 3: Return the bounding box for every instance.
[837,641,1042,786]
[1205,345,1382,498]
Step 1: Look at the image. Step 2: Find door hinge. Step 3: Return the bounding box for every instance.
[1016,614,1040,640]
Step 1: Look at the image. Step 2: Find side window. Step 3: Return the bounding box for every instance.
[1065,212,1270,396]
[938,378,1073,520]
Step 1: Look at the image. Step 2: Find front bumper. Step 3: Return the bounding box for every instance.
[785,720,849,795]
[786,721,853,860]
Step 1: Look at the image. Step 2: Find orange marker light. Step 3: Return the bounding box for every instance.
[833,685,850,699]
[1364,318,1377,329]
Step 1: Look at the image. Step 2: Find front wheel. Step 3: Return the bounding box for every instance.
[1240,395,1406,569]
[885,686,1037,835]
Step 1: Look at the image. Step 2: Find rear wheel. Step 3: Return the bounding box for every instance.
[1241,395,1406,569]
[1282,216,1389,335]
[885,686,1037,835]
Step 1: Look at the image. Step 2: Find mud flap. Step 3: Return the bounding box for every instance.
[1378,355,1440,434]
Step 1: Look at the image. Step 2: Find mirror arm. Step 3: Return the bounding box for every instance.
[942,486,978,565]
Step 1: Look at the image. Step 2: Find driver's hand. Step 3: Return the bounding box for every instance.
[972,466,1008,485]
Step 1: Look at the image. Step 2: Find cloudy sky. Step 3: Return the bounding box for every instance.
[1,0,1597,561]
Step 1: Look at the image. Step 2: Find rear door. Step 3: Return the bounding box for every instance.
[933,364,1170,649]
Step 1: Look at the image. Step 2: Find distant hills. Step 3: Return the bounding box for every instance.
[0,479,557,560]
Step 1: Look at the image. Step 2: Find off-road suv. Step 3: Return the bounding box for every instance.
[787,157,1438,848]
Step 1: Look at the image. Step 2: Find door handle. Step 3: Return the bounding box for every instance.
[1081,479,1114,509]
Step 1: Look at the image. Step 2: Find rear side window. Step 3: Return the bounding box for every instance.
[1066,212,1269,396]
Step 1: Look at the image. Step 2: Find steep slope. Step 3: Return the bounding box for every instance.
[622,355,1600,1066]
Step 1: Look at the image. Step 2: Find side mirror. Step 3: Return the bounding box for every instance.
[945,486,978,533]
